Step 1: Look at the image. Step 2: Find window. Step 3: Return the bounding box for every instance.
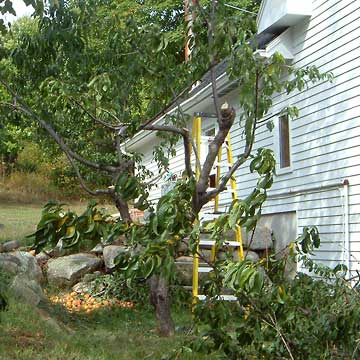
[209,174,216,188]
[279,115,291,169]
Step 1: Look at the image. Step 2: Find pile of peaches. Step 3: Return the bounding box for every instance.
[48,292,134,313]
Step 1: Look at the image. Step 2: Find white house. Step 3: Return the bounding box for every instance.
[127,0,360,276]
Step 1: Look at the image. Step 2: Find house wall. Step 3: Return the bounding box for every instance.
[136,0,360,275]
[227,0,360,274]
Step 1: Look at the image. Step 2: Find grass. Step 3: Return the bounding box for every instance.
[0,296,209,360]
[0,197,217,359]
[0,200,117,244]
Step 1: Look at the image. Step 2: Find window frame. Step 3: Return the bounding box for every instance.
[275,114,293,175]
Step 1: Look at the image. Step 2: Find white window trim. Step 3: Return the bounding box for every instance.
[274,114,293,175]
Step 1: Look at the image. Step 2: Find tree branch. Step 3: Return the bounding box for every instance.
[69,97,118,130]
[0,79,119,173]
[61,147,111,197]
[208,0,222,123]
[244,72,260,157]
[196,104,236,197]
[200,155,248,205]
[143,124,193,178]
[199,73,261,206]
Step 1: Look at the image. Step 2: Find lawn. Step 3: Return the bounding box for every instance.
[0,201,117,244]
[0,296,206,360]
[0,200,210,359]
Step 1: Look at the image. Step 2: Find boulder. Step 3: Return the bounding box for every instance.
[0,251,44,284]
[10,275,69,333]
[175,256,193,286]
[35,251,50,266]
[90,243,103,255]
[10,275,46,307]
[0,240,20,253]
[234,250,260,262]
[243,226,273,251]
[103,245,127,271]
[47,253,103,287]
[175,256,210,286]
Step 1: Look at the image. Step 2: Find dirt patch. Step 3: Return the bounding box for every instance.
[4,329,45,349]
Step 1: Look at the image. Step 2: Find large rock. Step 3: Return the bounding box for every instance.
[10,275,46,307]
[175,256,193,286]
[10,275,69,333]
[234,250,260,262]
[243,226,273,251]
[103,245,127,271]
[0,240,21,253]
[90,243,103,255]
[0,251,44,284]
[35,251,50,265]
[47,253,103,287]
[175,256,210,286]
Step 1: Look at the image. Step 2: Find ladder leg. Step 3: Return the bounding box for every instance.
[192,245,199,305]
[236,225,244,261]
[210,245,216,262]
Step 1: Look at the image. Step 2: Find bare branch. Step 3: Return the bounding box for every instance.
[61,146,111,197]
[144,124,186,136]
[200,72,261,206]
[138,79,199,132]
[182,128,193,178]
[244,72,260,157]
[99,107,123,126]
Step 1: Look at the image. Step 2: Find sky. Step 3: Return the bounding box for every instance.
[0,0,34,23]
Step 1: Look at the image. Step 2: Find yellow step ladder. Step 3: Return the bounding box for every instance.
[191,115,244,302]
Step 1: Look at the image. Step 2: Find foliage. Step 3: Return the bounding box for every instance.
[1,0,335,339]
[87,272,150,305]
[114,179,195,282]
[169,234,360,360]
[27,200,113,253]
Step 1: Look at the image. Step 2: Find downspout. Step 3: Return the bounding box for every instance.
[343,179,350,276]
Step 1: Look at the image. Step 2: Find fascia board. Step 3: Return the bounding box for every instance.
[126,72,228,151]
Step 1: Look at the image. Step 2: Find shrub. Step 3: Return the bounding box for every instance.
[169,234,360,360]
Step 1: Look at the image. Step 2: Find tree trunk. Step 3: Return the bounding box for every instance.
[149,275,175,337]
[113,195,132,223]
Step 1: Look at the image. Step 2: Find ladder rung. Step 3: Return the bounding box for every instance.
[199,240,241,247]
[213,161,233,167]
[198,267,213,273]
[223,189,237,193]
[197,294,238,301]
